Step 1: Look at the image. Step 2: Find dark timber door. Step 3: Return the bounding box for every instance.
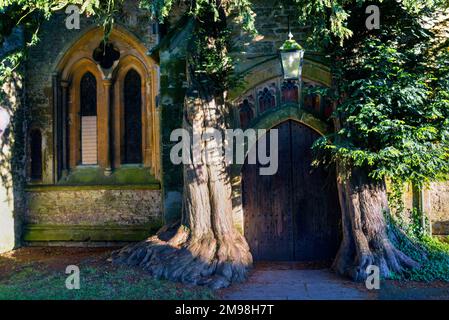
[242,120,341,262]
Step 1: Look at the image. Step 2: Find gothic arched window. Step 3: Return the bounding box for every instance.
[123,69,142,164]
[30,128,42,180]
[80,71,98,165]
[56,32,159,180]
[258,87,276,114]
[281,80,299,104]
[239,99,254,129]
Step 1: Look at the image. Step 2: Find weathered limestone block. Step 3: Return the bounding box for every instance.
[427,183,449,235]
[23,188,163,242]
[25,189,162,226]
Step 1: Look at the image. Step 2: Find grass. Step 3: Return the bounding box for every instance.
[0,248,215,300]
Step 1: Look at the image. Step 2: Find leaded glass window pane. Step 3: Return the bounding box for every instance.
[123,69,143,164]
[80,72,98,165]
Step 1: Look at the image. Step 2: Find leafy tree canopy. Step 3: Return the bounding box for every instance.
[302,0,449,188]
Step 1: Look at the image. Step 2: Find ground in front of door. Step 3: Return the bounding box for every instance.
[2,248,449,300]
[219,262,449,300]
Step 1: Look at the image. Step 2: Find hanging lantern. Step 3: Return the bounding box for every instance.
[279,32,305,81]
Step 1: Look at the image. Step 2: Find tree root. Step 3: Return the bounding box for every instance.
[110,224,253,289]
[333,227,423,281]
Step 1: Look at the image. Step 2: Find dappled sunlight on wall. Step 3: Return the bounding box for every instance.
[0,195,14,253]
[0,106,15,253]
[0,166,14,253]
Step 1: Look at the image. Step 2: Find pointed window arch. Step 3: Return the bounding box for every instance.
[54,27,160,182]
[30,128,42,181]
[123,69,142,164]
[79,71,98,165]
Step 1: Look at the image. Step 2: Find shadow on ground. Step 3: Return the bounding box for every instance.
[219,262,449,300]
[0,247,214,300]
[220,262,372,300]
[1,248,449,300]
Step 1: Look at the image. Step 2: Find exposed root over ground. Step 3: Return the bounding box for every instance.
[111,224,253,289]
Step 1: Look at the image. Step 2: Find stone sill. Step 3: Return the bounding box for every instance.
[23,223,162,242]
[25,183,161,192]
[23,241,134,247]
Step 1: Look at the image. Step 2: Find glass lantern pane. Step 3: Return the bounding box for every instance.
[281,50,303,80]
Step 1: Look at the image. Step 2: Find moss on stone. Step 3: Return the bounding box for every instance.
[25,184,161,192]
[280,39,303,51]
[55,166,160,186]
[23,222,163,242]
[228,57,332,101]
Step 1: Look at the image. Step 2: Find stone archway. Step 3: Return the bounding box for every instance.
[241,120,341,262]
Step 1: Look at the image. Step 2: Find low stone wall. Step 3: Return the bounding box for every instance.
[395,182,449,236]
[24,186,163,243]
[427,182,449,235]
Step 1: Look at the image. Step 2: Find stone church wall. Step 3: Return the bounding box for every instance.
[23,187,162,243]
[20,1,163,244]
[397,182,449,237]
[427,183,449,236]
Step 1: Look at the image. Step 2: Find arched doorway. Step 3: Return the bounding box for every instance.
[242,120,341,262]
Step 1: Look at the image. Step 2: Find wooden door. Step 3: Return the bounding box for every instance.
[242,120,341,262]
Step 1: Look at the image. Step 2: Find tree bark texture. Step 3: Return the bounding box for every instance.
[111,10,253,287]
[332,165,422,281]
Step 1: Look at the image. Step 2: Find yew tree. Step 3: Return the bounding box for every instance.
[111,0,256,289]
[298,0,449,280]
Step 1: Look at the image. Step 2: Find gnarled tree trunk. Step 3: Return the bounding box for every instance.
[332,165,422,281]
[111,7,252,288]
[112,79,252,289]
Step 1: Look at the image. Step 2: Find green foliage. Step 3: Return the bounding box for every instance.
[0,0,101,16]
[390,222,449,282]
[89,0,124,41]
[189,4,238,91]
[291,0,353,47]
[139,0,256,90]
[386,182,449,282]
[140,0,256,33]
[385,179,449,282]
[291,0,447,47]
[312,0,449,188]
[280,38,303,51]
[0,50,23,88]
[139,0,173,23]
[386,179,407,222]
